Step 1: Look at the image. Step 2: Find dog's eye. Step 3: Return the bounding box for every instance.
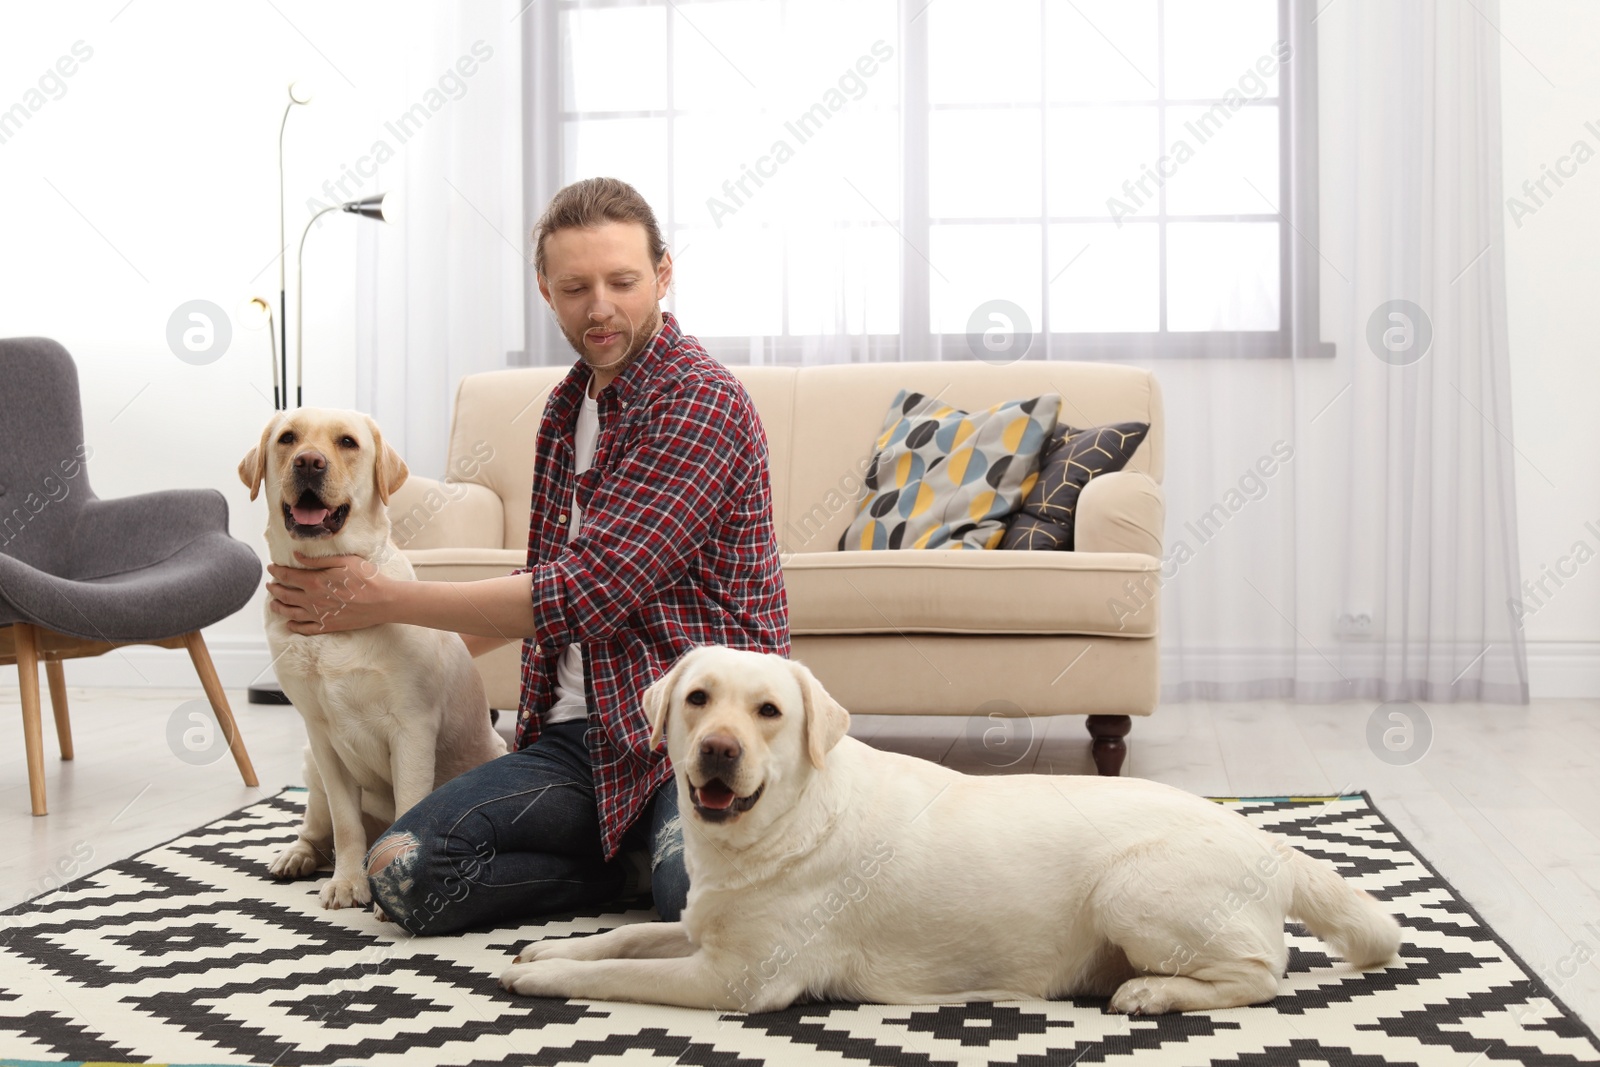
[277,431,296,445]
[686,689,708,706]
[338,436,358,448]
[758,702,781,718]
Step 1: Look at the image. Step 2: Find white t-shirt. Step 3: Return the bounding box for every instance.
[544,389,600,724]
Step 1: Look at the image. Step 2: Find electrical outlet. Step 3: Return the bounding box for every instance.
[1334,611,1375,638]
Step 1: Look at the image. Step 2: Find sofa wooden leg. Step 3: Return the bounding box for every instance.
[1086,714,1131,777]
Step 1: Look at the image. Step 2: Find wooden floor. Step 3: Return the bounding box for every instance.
[2,684,1596,1029]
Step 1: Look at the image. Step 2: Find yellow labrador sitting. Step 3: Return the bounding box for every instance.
[239,409,506,909]
[501,646,1400,1014]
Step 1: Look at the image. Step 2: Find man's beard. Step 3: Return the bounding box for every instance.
[560,304,663,376]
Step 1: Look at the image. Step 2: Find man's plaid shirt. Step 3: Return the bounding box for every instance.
[511,311,790,858]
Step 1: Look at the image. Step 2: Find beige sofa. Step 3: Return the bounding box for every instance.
[389,361,1165,774]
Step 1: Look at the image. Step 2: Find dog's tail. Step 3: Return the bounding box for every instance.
[1286,845,1401,968]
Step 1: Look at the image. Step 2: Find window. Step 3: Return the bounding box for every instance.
[527,0,1328,362]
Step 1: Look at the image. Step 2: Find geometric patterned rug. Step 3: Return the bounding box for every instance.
[1,790,1596,1067]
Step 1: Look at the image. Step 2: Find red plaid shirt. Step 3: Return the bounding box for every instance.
[511,311,790,858]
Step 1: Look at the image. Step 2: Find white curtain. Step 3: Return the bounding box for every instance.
[352,0,526,481]
[1074,0,1528,704]
[1286,0,1526,702]
[517,0,1527,704]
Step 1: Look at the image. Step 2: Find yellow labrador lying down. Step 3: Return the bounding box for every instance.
[501,646,1400,1014]
[239,408,506,909]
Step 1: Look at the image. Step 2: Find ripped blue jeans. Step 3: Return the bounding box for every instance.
[365,719,687,936]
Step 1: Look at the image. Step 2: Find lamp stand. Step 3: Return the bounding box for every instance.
[252,86,311,707]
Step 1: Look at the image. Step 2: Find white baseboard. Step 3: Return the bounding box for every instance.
[1154,642,1600,700]
[24,638,278,693]
[12,638,1598,701]
[1525,641,1600,700]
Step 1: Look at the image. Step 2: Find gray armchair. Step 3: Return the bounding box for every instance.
[0,337,262,814]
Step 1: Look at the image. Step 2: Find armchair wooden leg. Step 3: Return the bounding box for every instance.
[14,622,48,816]
[182,631,259,788]
[45,659,73,760]
[1086,714,1131,777]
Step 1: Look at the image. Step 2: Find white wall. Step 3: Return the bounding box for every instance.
[1500,0,1600,696]
[0,1,512,689]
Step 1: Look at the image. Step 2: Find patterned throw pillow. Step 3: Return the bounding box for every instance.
[839,390,1060,551]
[1000,422,1149,551]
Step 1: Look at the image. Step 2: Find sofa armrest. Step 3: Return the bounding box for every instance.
[387,476,505,551]
[1075,470,1164,557]
[401,546,524,580]
[398,546,527,711]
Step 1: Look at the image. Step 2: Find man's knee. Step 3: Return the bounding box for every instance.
[368,832,418,878]
[366,830,430,932]
[367,828,501,936]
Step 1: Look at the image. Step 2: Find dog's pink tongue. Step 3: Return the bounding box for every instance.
[291,505,330,526]
[698,780,736,810]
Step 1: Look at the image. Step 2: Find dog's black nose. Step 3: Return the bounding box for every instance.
[701,734,741,761]
[294,450,327,475]
[699,734,741,779]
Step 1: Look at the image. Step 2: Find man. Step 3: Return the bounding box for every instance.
[264,176,790,934]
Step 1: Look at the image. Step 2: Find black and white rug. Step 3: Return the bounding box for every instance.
[1,790,1596,1067]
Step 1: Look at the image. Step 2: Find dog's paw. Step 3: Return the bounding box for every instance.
[1109,977,1176,1016]
[268,840,323,880]
[513,938,588,964]
[319,874,372,910]
[374,903,391,923]
[500,958,579,998]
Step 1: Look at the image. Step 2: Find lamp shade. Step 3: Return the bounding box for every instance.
[244,296,272,327]
[341,192,386,221]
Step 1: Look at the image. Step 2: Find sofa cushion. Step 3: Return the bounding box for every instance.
[784,550,1159,638]
[837,389,1059,551]
[1001,422,1150,551]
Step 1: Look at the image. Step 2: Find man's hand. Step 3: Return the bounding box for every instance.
[266,551,396,635]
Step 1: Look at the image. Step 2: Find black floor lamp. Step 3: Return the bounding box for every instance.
[247,83,391,706]
[248,80,312,707]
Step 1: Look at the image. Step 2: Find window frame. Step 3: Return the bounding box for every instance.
[519,0,1333,366]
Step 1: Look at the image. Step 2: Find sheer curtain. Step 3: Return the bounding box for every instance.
[1303,0,1527,702]
[352,0,526,481]
[519,0,1526,704]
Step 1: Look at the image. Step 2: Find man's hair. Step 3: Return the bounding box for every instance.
[532,177,667,279]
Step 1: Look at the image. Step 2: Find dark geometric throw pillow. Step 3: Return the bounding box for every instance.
[1000,422,1149,551]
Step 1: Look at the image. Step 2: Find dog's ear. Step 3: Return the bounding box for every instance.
[237,415,278,502]
[365,415,410,505]
[789,658,851,770]
[644,649,696,752]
